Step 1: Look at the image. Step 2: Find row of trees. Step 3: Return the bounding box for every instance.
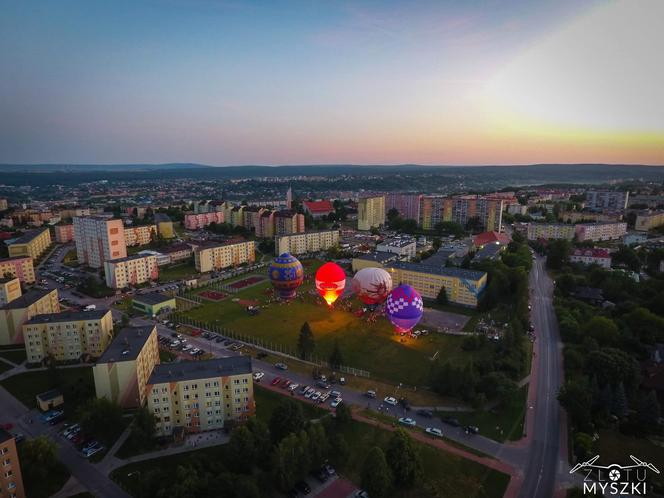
[297,322,345,369]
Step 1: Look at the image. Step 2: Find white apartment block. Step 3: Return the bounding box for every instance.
[73,216,127,268]
[275,230,340,256]
[194,241,255,273]
[104,254,159,289]
[575,222,627,242]
[124,225,157,246]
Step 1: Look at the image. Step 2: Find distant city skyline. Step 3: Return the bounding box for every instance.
[1,0,662,165]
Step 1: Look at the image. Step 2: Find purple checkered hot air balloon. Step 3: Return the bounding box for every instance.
[386,284,423,333]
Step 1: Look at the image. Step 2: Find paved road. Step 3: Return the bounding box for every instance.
[518,255,565,498]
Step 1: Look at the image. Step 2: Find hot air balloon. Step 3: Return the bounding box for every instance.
[268,253,304,301]
[315,262,346,306]
[386,284,423,333]
[351,267,393,306]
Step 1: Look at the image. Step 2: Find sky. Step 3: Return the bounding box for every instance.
[1,0,662,166]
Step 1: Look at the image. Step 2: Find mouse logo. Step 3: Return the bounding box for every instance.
[570,455,660,495]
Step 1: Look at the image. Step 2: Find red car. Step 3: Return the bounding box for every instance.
[190,329,202,337]
[271,377,281,386]
[0,423,13,431]
[280,379,291,389]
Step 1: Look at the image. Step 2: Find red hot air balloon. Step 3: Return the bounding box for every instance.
[315,262,346,306]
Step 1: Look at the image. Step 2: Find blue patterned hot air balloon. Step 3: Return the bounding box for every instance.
[386,284,423,332]
[268,253,304,300]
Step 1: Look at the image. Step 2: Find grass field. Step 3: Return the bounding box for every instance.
[0,366,94,412]
[436,385,529,442]
[112,388,509,498]
[0,349,27,364]
[180,264,490,387]
[158,262,198,282]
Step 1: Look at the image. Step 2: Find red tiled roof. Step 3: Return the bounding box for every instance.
[303,200,334,213]
[473,231,510,247]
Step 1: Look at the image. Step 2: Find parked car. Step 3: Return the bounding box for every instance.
[298,385,309,395]
[398,417,417,427]
[288,383,299,392]
[330,397,342,408]
[417,409,433,418]
[311,391,321,401]
[304,388,315,399]
[442,417,461,427]
[274,362,288,370]
[465,425,480,435]
[425,427,443,438]
[271,377,281,386]
[280,379,291,389]
[365,390,376,399]
[322,463,336,476]
[383,396,398,406]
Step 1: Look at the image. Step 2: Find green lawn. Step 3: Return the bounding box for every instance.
[436,385,529,443]
[0,366,94,412]
[179,263,488,387]
[0,349,27,364]
[253,385,327,424]
[112,388,509,498]
[158,262,198,282]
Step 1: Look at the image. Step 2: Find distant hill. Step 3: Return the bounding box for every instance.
[0,163,661,187]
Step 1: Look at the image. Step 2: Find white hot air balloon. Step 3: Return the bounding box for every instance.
[351,267,393,305]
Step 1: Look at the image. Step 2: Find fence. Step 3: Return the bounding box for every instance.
[170,313,371,378]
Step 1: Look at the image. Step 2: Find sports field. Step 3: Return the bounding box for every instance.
[181,260,490,387]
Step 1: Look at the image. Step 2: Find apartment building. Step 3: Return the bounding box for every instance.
[586,190,629,211]
[358,196,385,231]
[0,257,35,284]
[376,237,417,259]
[385,262,487,308]
[0,289,59,345]
[241,206,265,232]
[154,213,175,238]
[93,325,160,408]
[570,248,612,269]
[194,241,255,273]
[54,224,75,243]
[7,227,51,260]
[104,254,159,289]
[0,199,7,211]
[0,429,25,498]
[384,193,422,221]
[0,278,22,306]
[184,212,224,230]
[635,210,664,231]
[160,243,193,264]
[527,223,577,241]
[419,196,446,231]
[575,222,627,242]
[256,211,275,238]
[147,356,254,437]
[275,230,340,256]
[23,309,114,363]
[273,210,304,235]
[442,195,504,232]
[124,225,157,246]
[73,216,127,268]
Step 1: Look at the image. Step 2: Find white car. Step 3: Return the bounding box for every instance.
[304,388,315,399]
[288,383,299,391]
[253,372,265,382]
[189,347,200,355]
[398,417,416,427]
[330,397,342,408]
[311,391,321,401]
[181,344,192,352]
[425,427,443,438]
[383,396,398,406]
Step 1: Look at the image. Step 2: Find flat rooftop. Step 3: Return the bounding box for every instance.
[1,289,54,310]
[9,227,49,245]
[148,356,252,385]
[355,251,398,263]
[378,238,416,248]
[133,292,174,306]
[25,309,110,324]
[387,261,486,281]
[97,325,155,363]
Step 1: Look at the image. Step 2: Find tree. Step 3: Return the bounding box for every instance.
[77,397,123,445]
[130,406,157,451]
[269,398,305,443]
[328,340,343,369]
[306,423,328,468]
[328,433,350,464]
[385,429,422,488]
[636,390,660,431]
[611,382,628,418]
[582,317,619,346]
[297,322,315,360]
[361,447,393,498]
[546,239,571,270]
[227,426,255,473]
[271,431,310,491]
[573,432,594,461]
[18,436,59,483]
[246,418,272,467]
[558,379,593,430]
[436,286,448,305]
[334,401,352,426]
